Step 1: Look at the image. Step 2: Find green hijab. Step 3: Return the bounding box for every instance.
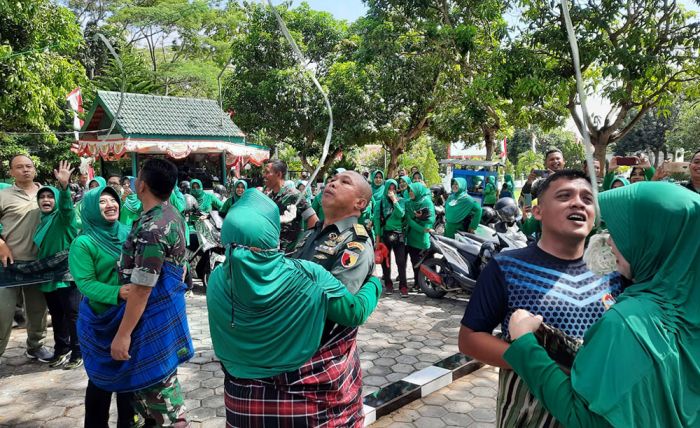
[408,181,431,210]
[504,174,515,191]
[445,178,476,223]
[122,176,141,214]
[0,183,11,190]
[80,186,129,260]
[572,182,700,427]
[207,189,345,379]
[34,186,62,247]
[411,171,424,183]
[371,170,385,202]
[88,176,106,189]
[610,176,630,188]
[190,179,213,212]
[233,179,248,203]
[381,179,399,218]
[398,175,412,199]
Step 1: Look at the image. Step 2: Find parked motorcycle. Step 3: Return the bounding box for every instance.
[430,185,447,235]
[184,194,226,288]
[416,197,527,299]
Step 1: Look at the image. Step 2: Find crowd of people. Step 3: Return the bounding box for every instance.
[0,147,698,427]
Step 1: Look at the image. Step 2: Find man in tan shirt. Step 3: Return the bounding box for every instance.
[0,155,51,361]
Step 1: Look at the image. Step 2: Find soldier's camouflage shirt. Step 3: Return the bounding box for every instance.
[267,186,316,254]
[119,202,186,287]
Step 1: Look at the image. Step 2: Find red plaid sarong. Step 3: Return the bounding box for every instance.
[224,325,364,428]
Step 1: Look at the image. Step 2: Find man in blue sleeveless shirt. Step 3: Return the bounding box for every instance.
[458,170,622,428]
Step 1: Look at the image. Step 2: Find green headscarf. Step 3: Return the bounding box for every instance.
[295,180,312,203]
[381,179,399,218]
[220,180,249,216]
[571,182,700,427]
[610,176,630,188]
[34,186,62,248]
[0,183,11,190]
[504,174,515,192]
[445,178,478,224]
[207,189,345,378]
[411,171,424,183]
[88,176,106,189]
[370,170,385,202]
[408,181,431,210]
[232,179,248,203]
[190,179,214,212]
[80,186,129,260]
[398,175,412,199]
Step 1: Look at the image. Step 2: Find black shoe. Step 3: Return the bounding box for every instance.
[63,357,83,370]
[25,347,53,363]
[48,351,71,368]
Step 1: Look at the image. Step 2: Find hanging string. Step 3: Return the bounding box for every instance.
[560,0,602,226]
[265,0,333,190]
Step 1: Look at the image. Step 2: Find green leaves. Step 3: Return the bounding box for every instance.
[0,0,86,132]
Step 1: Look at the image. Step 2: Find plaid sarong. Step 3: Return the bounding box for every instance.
[224,325,364,427]
[0,251,72,288]
[78,263,194,393]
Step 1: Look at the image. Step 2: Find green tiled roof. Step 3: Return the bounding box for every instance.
[95,91,245,138]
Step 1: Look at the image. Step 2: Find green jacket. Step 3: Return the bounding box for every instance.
[36,187,78,292]
[373,179,406,238]
[69,235,122,314]
[483,176,498,205]
[406,182,435,249]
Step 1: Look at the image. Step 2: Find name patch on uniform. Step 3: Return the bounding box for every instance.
[346,241,365,252]
[341,250,359,268]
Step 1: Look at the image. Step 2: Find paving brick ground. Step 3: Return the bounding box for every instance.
[368,366,499,428]
[0,269,477,427]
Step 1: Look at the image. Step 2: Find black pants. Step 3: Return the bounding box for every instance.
[406,246,426,287]
[44,284,81,357]
[381,231,407,288]
[85,380,136,428]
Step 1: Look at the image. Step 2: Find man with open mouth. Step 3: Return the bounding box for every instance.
[458,170,623,428]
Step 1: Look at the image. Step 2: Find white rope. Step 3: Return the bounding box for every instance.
[265,0,333,189]
[560,0,601,225]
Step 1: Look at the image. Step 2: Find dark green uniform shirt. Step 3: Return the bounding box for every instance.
[268,186,316,254]
[293,216,374,294]
[119,202,186,287]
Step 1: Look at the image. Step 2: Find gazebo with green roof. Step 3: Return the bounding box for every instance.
[78,90,269,180]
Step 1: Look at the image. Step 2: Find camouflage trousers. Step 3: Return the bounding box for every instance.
[132,371,189,428]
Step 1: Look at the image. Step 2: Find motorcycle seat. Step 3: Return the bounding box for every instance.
[457,231,494,244]
[435,235,478,255]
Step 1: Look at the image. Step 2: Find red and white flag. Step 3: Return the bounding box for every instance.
[500,137,508,160]
[66,87,84,152]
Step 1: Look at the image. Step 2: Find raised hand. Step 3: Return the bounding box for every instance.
[54,160,75,190]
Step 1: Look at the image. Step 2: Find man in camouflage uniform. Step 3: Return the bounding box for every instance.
[111,158,191,428]
[263,160,318,254]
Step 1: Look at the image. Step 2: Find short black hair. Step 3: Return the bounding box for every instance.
[140,158,178,201]
[537,169,591,199]
[545,147,563,159]
[693,149,700,158]
[107,173,121,180]
[266,160,287,177]
[9,154,33,168]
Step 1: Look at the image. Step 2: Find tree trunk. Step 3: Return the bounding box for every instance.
[386,141,405,178]
[483,126,495,161]
[592,137,608,175]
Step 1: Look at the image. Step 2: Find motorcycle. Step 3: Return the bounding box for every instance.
[184,194,226,288]
[430,185,447,235]
[416,197,527,299]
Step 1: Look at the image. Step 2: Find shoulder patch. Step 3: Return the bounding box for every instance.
[353,223,369,241]
[346,241,365,252]
[341,249,359,268]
